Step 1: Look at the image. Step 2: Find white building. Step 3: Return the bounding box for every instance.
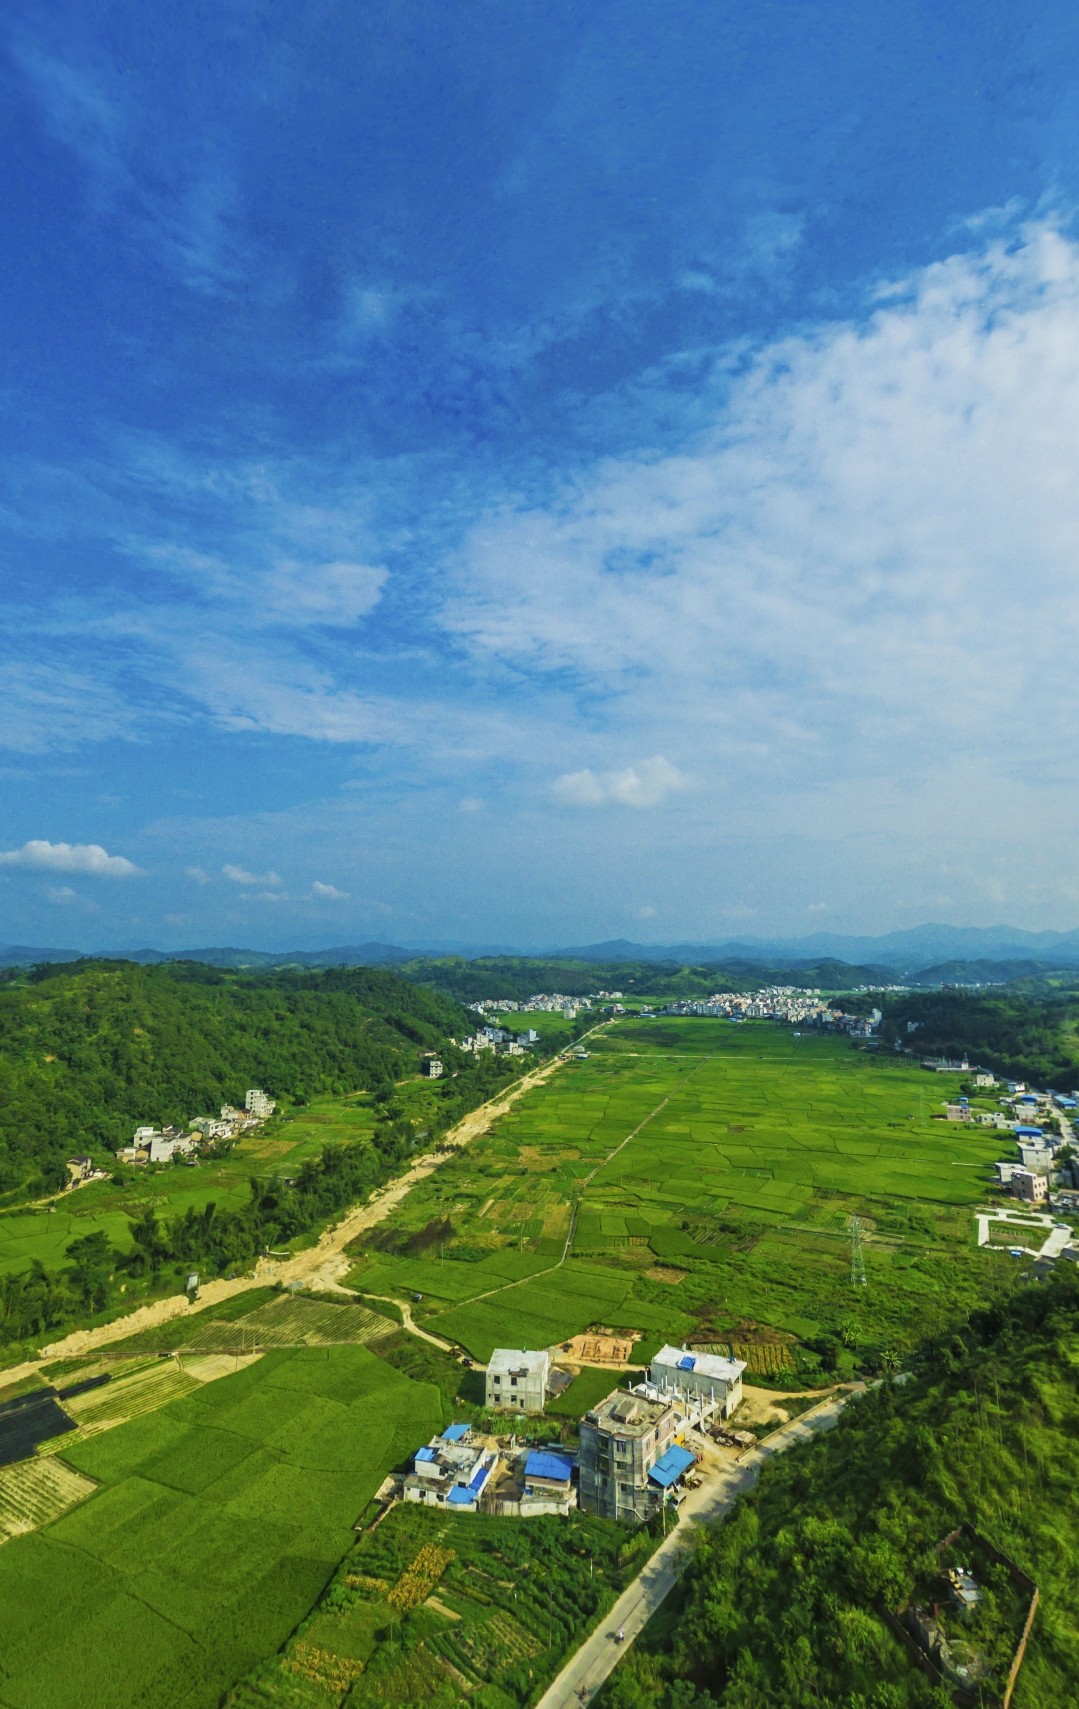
[245,1089,275,1119]
[485,1348,551,1414]
[1012,1169,1048,1204]
[650,1345,746,1419]
[148,1132,195,1163]
[422,1056,444,1078]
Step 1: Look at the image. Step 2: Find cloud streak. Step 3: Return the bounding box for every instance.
[552,757,691,809]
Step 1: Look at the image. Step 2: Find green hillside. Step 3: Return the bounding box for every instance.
[604,1273,1079,1709]
[0,960,473,1199]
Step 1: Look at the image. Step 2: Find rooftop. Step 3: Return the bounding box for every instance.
[648,1444,696,1488]
[487,1347,550,1378]
[651,1344,747,1385]
[586,1389,674,1436]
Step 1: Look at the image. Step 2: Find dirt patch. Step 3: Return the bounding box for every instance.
[519,1146,575,1172]
[425,1595,461,1621]
[645,1265,687,1285]
[560,1330,638,1365]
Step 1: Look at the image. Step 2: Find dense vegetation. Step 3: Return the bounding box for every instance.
[603,1273,1079,1709]
[402,955,889,1003]
[0,959,473,1199]
[880,989,1079,1087]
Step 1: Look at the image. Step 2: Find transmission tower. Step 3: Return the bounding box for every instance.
[849,1215,867,1288]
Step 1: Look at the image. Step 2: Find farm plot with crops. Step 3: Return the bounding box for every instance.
[0,1455,96,1544]
[225,1499,655,1708]
[346,1019,1019,1372]
[0,1346,444,1709]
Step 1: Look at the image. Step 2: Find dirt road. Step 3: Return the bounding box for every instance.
[1,1043,583,1392]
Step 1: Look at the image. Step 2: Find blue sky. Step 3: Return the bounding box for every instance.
[4,1,1079,949]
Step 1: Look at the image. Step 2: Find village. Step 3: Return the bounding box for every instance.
[64,1088,278,1184]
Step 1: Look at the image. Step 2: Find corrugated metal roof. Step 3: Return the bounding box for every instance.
[467,1460,489,1491]
[524,1450,574,1483]
[647,1444,695,1488]
[415,1446,437,1462]
[441,1422,470,1442]
[447,1486,475,1505]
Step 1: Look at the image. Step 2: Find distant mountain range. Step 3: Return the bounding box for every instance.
[5,923,1079,976]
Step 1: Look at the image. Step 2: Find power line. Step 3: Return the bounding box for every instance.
[849,1214,867,1288]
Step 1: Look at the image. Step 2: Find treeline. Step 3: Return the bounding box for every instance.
[603,1273,1079,1709]
[0,960,473,1200]
[402,954,885,1003]
[0,1045,517,1351]
[879,989,1079,1088]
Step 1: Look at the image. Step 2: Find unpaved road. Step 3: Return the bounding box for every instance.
[0,1042,588,1392]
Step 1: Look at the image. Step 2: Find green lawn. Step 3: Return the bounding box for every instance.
[0,1346,443,1709]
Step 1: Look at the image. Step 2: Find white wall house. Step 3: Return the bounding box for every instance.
[485,1348,551,1414]
[245,1089,275,1119]
[649,1344,747,1419]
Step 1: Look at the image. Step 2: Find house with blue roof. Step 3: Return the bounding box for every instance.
[403,1422,497,1511]
[650,1345,746,1419]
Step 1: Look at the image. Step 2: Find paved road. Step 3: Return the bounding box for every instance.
[534,1389,860,1709]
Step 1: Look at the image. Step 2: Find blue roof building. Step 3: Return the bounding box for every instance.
[648,1444,696,1488]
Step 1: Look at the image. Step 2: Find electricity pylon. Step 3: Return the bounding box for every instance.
[849,1215,868,1288]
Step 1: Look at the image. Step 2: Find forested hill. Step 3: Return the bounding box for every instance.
[879,989,1079,1087]
[399,954,888,1002]
[607,1274,1079,1709]
[0,961,472,1199]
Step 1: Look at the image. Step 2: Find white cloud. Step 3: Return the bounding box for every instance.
[446,219,1079,795]
[0,839,141,877]
[458,796,483,814]
[552,757,691,809]
[310,880,350,901]
[806,901,830,915]
[45,885,78,905]
[185,866,212,884]
[222,864,282,886]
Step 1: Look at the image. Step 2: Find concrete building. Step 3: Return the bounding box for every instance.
[245,1089,275,1119]
[485,1348,550,1414]
[1011,1168,1048,1204]
[403,1423,496,1510]
[578,1389,683,1522]
[945,1102,972,1122]
[1016,1136,1054,1174]
[650,1345,746,1419]
[422,1056,444,1078]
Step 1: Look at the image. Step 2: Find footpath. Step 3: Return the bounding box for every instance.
[534,1387,862,1709]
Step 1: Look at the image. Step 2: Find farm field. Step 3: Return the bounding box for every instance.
[225,1498,654,1708]
[0,1346,444,1709]
[347,1021,1019,1371]
[0,1455,96,1544]
[0,1091,382,1282]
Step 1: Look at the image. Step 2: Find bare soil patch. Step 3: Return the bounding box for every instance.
[645,1265,687,1285]
[559,1330,638,1365]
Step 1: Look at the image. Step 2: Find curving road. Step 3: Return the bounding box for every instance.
[535,1387,862,1709]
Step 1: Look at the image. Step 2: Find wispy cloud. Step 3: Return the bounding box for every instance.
[222,864,282,887]
[552,757,691,809]
[309,880,350,901]
[0,839,141,876]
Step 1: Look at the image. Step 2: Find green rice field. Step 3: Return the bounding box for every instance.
[348,1020,1018,1368]
[0,1346,444,1709]
[0,1091,383,1282]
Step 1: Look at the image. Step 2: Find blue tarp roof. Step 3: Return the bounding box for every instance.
[525,1450,574,1483]
[441,1422,470,1442]
[1015,1126,1045,1137]
[648,1444,696,1488]
[415,1446,437,1462]
[447,1486,475,1505]
[677,1354,696,1371]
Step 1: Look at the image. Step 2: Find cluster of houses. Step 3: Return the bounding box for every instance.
[455,1026,536,1056]
[475,993,599,1019]
[116,1089,276,1166]
[661,987,882,1040]
[398,1343,745,1524]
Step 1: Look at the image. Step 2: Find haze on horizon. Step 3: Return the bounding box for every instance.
[3,2,1079,952]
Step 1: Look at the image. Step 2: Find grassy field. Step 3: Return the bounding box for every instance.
[226,1499,655,1708]
[0,1346,444,1709]
[347,1021,1020,1372]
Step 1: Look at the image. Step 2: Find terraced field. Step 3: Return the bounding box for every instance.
[348,1020,1018,1369]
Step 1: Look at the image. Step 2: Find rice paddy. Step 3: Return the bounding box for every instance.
[348,1020,1018,1366]
[0,1346,444,1709]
